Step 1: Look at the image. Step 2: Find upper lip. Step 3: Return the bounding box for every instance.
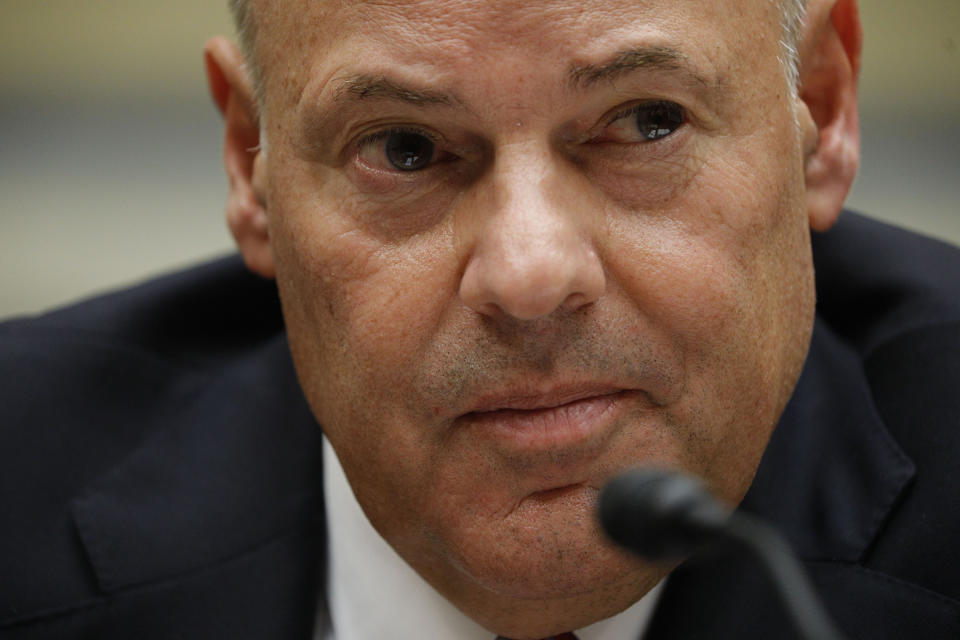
[461,383,629,415]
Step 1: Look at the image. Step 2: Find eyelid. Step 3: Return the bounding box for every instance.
[355,125,442,151]
[604,100,683,128]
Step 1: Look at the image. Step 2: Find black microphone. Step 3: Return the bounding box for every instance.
[599,468,848,640]
[598,468,731,560]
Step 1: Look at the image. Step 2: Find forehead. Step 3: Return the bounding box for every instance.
[256,0,781,38]
[253,0,783,109]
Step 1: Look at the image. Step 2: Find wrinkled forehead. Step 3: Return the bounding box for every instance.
[251,0,784,110]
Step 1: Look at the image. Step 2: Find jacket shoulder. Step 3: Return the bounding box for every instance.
[812,211,960,356]
[1,254,284,367]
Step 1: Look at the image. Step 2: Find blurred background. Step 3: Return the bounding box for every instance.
[1,0,958,318]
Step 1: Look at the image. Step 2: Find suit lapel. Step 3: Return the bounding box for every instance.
[742,317,915,562]
[69,335,325,595]
[643,318,951,638]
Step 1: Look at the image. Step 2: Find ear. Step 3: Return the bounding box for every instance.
[796,0,862,232]
[204,36,275,278]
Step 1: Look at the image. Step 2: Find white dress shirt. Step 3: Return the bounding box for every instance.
[319,438,663,640]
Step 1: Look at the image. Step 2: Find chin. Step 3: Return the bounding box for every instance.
[435,491,655,603]
[458,546,670,640]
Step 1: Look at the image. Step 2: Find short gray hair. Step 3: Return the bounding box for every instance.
[228,0,255,59]
[227,0,262,105]
[779,0,809,90]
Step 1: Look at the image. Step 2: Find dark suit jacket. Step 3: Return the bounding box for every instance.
[2,213,959,639]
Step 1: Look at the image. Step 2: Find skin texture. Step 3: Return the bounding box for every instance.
[205,0,861,637]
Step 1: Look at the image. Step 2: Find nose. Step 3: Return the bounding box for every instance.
[459,149,605,320]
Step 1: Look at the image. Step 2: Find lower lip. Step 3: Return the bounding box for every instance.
[458,391,631,452]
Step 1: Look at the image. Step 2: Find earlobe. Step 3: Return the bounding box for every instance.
[204,37,275,278]
[797,0,862,233]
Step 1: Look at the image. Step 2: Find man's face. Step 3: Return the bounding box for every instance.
[252,0,815,633]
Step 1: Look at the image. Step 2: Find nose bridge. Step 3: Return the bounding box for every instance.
[458,140,605,321]
[493,142,562,254]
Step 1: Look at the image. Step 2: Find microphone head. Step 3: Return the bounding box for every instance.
[598,468,731,560]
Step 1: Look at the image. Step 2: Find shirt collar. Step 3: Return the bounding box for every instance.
[321,437,662,640]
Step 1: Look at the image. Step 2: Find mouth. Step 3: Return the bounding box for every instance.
[456,386,637,453]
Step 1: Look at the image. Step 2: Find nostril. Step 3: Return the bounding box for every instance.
[478,302,501,317]
[460,255,606,320]
[562,292,590,311]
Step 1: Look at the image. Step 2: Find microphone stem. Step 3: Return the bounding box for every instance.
[719,512,848,640]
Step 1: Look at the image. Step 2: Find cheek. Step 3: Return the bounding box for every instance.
[605,213,747,348]
[270,162,445,351]
[603,156,812,495]
[272,216,460,528]
[606,127,807,344]
[270,189,459,423]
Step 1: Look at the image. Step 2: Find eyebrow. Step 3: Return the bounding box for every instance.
[335,74,461,107]
[324,46,709,114]
[568,46,707,90]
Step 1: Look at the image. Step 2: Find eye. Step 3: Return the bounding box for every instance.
[600,101,685,144]
[357,128,437,172]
